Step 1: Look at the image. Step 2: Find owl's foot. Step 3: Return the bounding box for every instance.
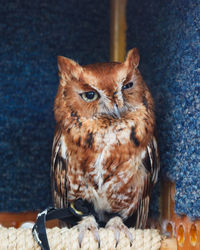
[78,215,100,248]
[106,216,133,247]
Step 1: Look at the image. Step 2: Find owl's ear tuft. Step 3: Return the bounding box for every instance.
[57,56,82,85]
[125,48,140,69]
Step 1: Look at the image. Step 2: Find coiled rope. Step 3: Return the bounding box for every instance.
[0,225,161,250]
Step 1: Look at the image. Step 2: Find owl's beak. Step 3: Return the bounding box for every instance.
[113,104,121,119]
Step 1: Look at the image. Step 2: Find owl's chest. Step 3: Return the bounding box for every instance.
[65,120,144,215]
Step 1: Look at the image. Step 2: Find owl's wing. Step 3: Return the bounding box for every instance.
[136,136,160,229]
[51,127,68,209]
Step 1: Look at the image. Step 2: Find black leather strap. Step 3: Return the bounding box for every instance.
[32,199,120,249]
[32,199,92,250]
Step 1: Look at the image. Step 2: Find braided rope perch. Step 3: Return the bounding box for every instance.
[0,226,161,250]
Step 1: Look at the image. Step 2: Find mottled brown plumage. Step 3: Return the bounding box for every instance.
[51,48,159,245]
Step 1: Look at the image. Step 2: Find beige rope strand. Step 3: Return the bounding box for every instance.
[0,225,161,250]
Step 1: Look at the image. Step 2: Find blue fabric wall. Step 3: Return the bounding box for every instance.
[0,0,199,219]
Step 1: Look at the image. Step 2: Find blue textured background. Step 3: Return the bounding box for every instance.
[0,0,199,218]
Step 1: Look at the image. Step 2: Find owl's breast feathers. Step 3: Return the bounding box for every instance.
[51,106,159,227]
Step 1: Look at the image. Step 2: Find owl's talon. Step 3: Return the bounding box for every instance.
[114,228,120,247]
[106,216,133,247]
[78,215,100,248]
[92,228,101,248]
[78,232,84,248]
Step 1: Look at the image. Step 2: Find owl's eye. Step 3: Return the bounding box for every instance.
[122,82,133,90]
[80,91,99,102]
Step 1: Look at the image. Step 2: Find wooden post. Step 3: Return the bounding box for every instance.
[110,0,127,62]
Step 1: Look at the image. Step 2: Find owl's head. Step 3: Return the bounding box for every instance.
[55,48,152,122]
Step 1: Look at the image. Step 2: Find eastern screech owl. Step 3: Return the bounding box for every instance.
[51,48,159,246]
